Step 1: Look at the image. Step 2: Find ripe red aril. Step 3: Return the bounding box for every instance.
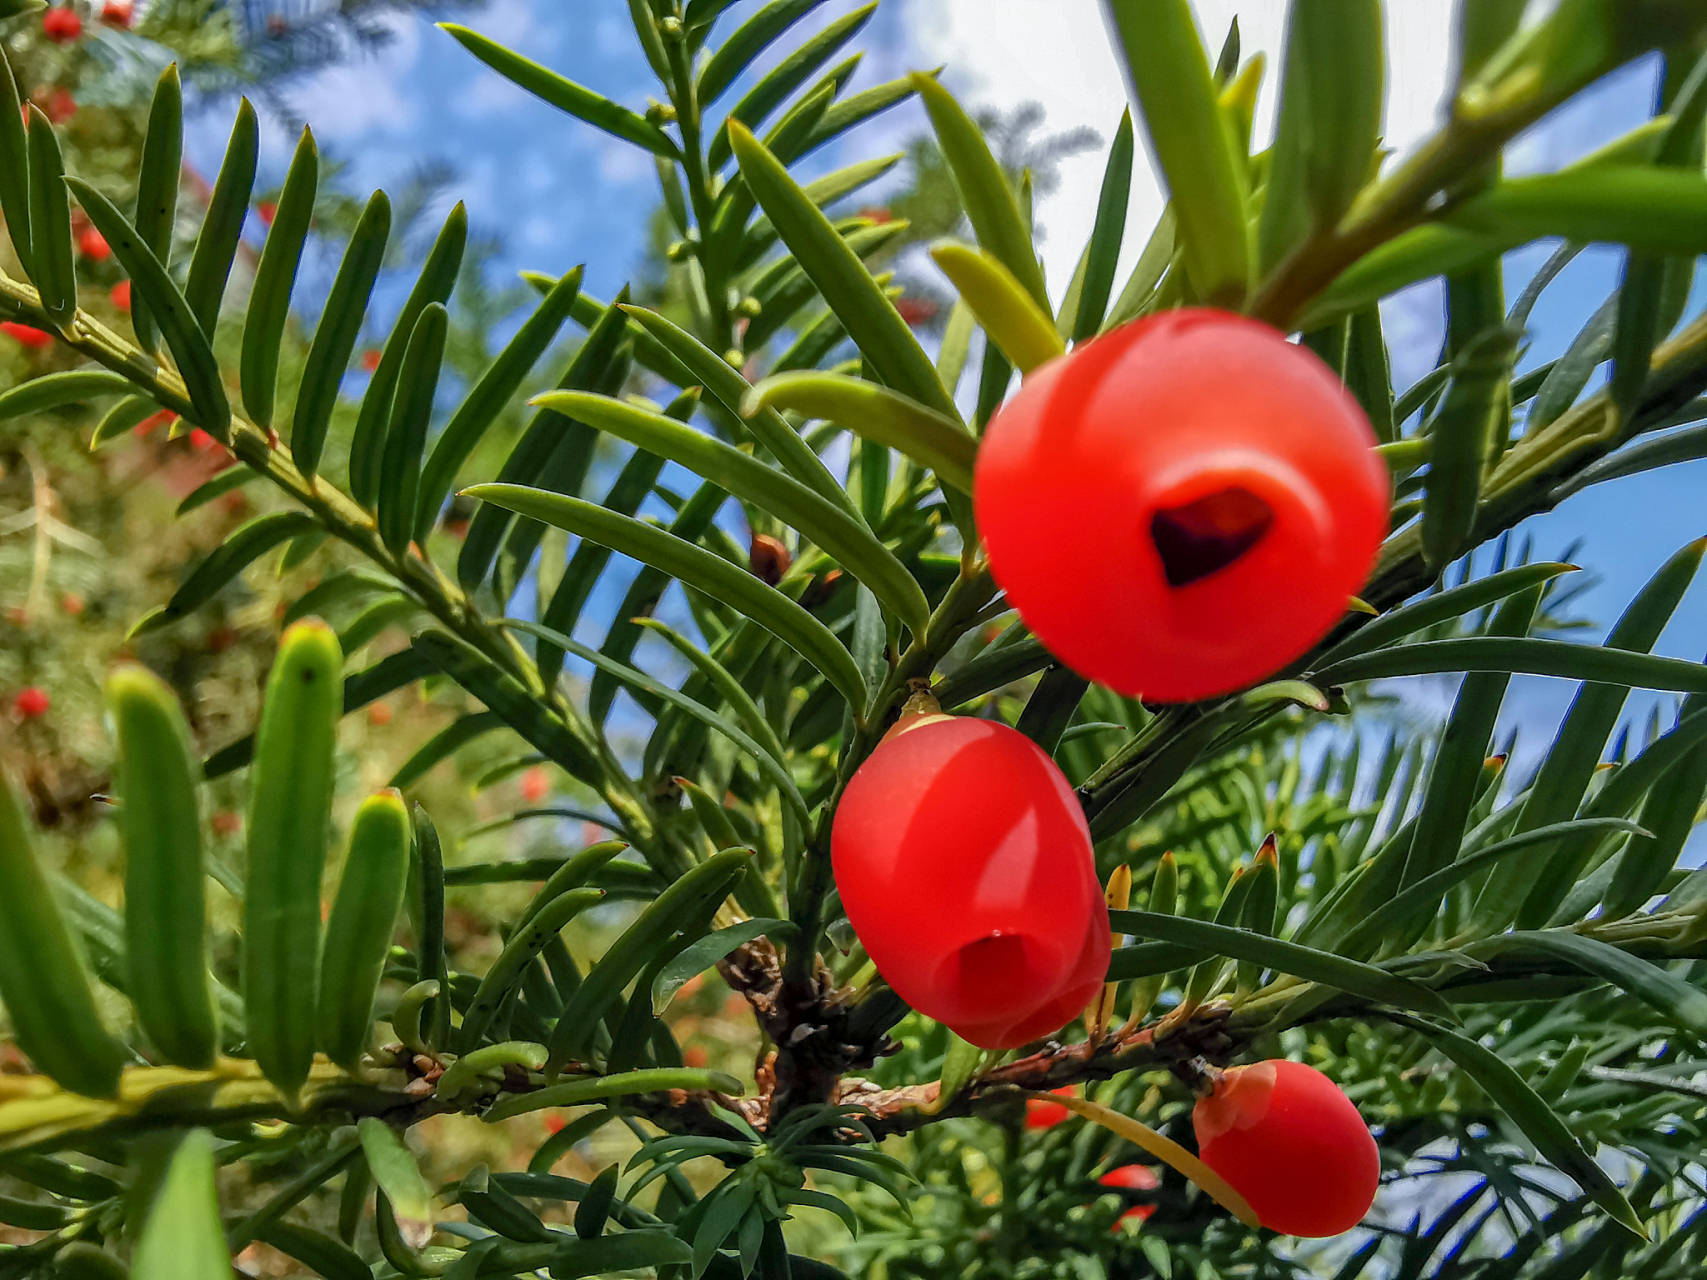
[42,8,82,43]
[77,228,110,261]
[975,309,1389,704]
[2,322,53,349]
[12,687,50,720]
[1193,1059,1379,1238]
[1025,1086,1075,1129]
[1099,1164,1160,1225]
[110,281,131,311]
[832,715,1109,1049]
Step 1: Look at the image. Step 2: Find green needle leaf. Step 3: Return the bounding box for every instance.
[292,191,391,480]
[133,1132,236,1280]
[531,390,929,636]
[1387,1014,1646,1239]
[729,120,956,419]
[240,129,318,431]
[930,240,1066,375]
[1108,910,1457,1020]
[441,23,681,159]
[1102,0,1250,306]
[130,65,183,356]
[465,484,867,715]
[745,369,977,493]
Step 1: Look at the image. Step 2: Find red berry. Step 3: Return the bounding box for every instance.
[211,810,242,837]
[682,1044,709,1069]
[42,8,82,43]
[1025,1086,1074,1129]
[256,201,278,227]
[520,766,550,805]
[975,310,1389,704]
[360,348,382,372]
[1192,1060,1379,1238]
[895,296,939,328]
[1099,1164,1159,1225]
[77,227,110,261]
[44,89,76,123]
[1,321,53,349]
[12,687,50,719]
[831,716,1108,1049]
[110,280,131,311]
[101,1,133,26]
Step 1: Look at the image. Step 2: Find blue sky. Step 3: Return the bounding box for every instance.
[179,2,1707,778]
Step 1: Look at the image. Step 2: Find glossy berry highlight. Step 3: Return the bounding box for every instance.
[832,715,1108,1049]
[1192,1060,1379,1238]
[975,309,1389,703]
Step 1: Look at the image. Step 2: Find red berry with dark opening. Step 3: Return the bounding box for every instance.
[1192,1060,1379,1238]
[12,687,50,719]
[831,715,1108,1049]
[42,9,83,43]
[975,309,1389,704]
[1099,1164,1160,1225]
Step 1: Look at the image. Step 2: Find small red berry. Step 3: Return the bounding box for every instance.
[101,1,133,27]
[895,296,939,328]
[1099,1164,1159,1225]
[12,687,50,719]
[367,701,393,727]
[360,348,382,372]
[42,8,82,43]
[44,89,76,124]
[60,592,84,616]
[1025,1086,1075,1130]
[832,715,1108,1049]
[2,321,53,349]
[211,810,242,837]
[110,280,131,311]
[520,766,550,805]
[77,227,110,261]
[1192,1060,1379,1238]
[256,201,278,227]
[975,310,1389,704]
[682,1044,709,1069]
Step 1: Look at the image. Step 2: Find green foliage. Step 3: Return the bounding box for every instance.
[8,3,1707,1279]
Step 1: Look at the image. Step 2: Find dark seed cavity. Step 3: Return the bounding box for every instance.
[1150,488,1274,587]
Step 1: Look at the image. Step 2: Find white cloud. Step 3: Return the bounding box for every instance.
[282,13,423,142]
[907,1,1455,306]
